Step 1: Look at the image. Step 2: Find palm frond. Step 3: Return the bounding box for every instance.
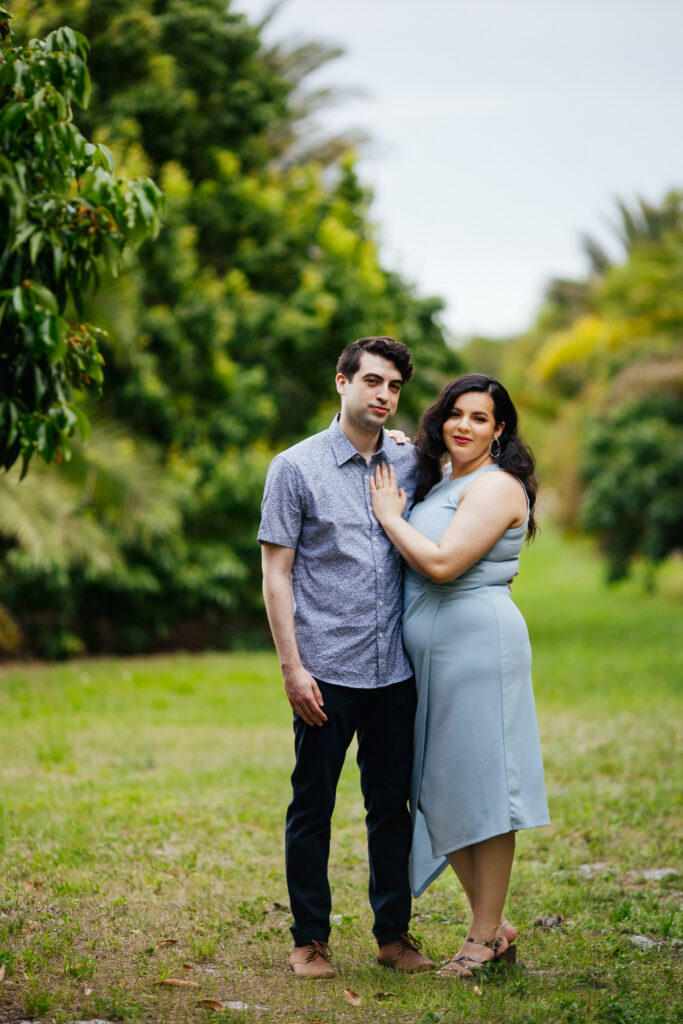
[0,466,120,571]
[0,414,181,570]
[57,415,182,544]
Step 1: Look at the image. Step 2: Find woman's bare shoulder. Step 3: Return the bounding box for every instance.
[461,469,527,508]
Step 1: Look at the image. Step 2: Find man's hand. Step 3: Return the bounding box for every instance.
[283,665,327,726]
[262,542,328,728]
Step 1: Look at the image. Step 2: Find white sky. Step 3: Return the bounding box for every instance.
[236,0,683,337]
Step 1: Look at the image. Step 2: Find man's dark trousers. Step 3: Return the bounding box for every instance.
[285,677,416,947]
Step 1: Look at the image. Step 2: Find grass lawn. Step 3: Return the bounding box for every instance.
[0,528,681,1023]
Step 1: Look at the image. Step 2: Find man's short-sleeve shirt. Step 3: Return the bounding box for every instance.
[258,416,420,688]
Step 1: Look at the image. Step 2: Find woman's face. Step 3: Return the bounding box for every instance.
[441,391,503,467]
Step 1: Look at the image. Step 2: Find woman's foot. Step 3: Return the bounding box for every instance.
[437,928,514,979]
[501,919,517,944]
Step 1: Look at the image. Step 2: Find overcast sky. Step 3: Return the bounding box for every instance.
[236,0,683,337]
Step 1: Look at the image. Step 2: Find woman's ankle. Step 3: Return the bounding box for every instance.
[467,921,507,948]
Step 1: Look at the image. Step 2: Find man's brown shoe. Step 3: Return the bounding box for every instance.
[377,933,436,973]
[289,941,335,978]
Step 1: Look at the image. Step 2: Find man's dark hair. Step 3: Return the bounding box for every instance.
[336,336,414,383]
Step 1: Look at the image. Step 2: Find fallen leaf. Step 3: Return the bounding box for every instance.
[344,989,362,1007]
[0,964,5,983]
[535,914,566,931]
[182,963,194,971]
[160,977,199,988]
[84,986,92,995]
[272,901,289,911]
[197,998,225,1011]
[473,984,483,996]
[155,938,179,948]
[373,991,395,1001]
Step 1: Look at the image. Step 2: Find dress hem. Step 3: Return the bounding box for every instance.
[430,817,551,860]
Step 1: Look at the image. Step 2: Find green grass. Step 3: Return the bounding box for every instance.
[0,527,681,1023]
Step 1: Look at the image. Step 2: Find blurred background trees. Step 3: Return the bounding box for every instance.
[460,190,683,583]
[1,2,680,659]
[1,0,456,657]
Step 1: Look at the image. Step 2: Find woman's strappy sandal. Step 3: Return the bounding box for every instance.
[437,929,517,979]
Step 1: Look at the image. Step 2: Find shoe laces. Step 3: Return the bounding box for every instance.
[396,932,422,955]
[305,940,332,963]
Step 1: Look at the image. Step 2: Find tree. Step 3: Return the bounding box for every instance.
[495,190,683,567]
[581,390,683,582]
[0,1,457,657]
[0,6,163,473]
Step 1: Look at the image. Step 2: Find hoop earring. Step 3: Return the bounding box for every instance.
[489,436,501,459]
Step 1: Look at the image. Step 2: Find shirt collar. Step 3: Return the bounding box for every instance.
[328,414,391,467]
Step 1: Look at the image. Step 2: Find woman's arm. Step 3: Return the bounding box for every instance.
[370,463,526,583]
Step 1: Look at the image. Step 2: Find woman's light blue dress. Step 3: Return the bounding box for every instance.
[404,465,550,897]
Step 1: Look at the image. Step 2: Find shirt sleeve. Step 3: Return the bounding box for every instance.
[258,456,303,549]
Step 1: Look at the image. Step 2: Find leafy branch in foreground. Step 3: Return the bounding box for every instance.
[0,7,163,473]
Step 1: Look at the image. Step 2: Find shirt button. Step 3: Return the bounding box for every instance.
[378,600,383,606]
[377,568,383,574]
[379,633,384,639]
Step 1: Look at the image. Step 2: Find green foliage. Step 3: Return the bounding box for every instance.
[0,1,457,657]
[480,191,683,575]
[0,416,183,656]
[0,7,163,473]
[581,394,683,581]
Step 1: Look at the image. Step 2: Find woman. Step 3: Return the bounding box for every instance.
[372,374,549,978]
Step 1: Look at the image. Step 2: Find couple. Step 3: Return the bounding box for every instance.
[259,336,549,980]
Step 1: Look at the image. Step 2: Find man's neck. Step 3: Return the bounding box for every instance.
[338,413,382,462]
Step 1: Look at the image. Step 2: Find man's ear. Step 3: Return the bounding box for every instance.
[335,372,347,397]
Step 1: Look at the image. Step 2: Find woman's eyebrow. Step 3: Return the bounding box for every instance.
[450,406,489,415]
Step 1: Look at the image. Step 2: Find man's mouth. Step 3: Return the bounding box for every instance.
[370,406,389,415]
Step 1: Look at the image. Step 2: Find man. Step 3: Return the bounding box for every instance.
[259,336,435,978]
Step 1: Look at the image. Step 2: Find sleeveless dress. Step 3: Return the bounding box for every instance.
[404,464,550,897]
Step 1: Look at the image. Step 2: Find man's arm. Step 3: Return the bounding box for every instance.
[261,542,327,727]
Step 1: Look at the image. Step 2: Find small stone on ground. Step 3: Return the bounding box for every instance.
[578,862,610,877]
[640,867,677,881]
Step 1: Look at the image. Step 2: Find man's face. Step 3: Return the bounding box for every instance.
[336,352,404,432]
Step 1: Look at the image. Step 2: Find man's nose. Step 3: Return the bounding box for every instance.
[376,382,391,402]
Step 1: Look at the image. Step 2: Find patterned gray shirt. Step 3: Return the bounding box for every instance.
[258,415,420,688]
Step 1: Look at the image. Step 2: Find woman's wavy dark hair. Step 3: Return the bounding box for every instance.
[414,373,538,538]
